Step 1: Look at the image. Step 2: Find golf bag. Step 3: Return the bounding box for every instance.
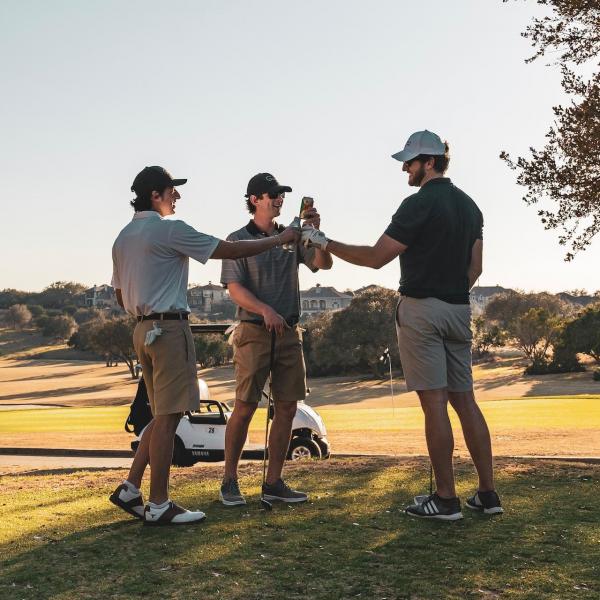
[124,377,153,435]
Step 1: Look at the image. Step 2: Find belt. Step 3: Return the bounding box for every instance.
[241,316,299,327]
[137,312,189,322]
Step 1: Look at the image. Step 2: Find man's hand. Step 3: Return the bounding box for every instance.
[302,226,329,250]
[279,226,301,245]
[261,305,289,335]
[302,206,320,229]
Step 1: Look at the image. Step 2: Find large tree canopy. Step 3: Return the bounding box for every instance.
[501,1,600,260]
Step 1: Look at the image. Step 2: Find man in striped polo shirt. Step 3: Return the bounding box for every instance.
[219,173,332,506]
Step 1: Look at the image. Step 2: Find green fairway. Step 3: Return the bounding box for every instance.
[0,458,598,599]
[1,396,599,435]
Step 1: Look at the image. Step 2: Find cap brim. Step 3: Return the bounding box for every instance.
[391,149,418,162]
[171,178,187,186]
[272,185,292,193]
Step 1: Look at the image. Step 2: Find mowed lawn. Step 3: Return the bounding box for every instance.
[2,395,600,456]
[0,458,598,600]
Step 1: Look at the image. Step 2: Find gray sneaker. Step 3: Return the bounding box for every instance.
[219,478,246,506]
[262,479,308,503]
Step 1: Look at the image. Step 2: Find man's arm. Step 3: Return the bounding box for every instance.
[115,289,124,309]
[326,233,407,269]
[211,228,297,260]
[227,282,288,335]
[468,239,483,289]
[313,248,333,270]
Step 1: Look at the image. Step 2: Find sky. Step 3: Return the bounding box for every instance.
[1,0,598,295]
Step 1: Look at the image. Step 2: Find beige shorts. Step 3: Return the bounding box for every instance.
[133,320,200,416]
[232,322,307,403]
[395,296,473,393]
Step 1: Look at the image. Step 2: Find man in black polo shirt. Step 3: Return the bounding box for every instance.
[302,131,503,520]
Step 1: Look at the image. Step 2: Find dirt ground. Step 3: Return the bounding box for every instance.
[1,351,600,456]
[2,355,599,410]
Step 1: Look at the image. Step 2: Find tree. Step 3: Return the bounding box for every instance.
[472,317,506,358]
[194,334,231,367]
[558,303,600,364]
[89,317,138,378]
[0,289,30,309]
[306,287,400,378]
[511,308,564,371]
[26,304,45,318]
[36,281,86,309]
[41,315,78,341]
[6,304,32,330]
[501,1,600,260]
[484,291,570,330]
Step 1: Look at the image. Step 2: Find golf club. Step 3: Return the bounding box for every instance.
[260,330,276,511]
[381,347,434,506]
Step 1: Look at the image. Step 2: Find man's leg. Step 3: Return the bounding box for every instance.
[148,413,181,504]
[127,419,155,489]
[223,400,258,481]
[417,389,456,498]
[265,401,297,485]
[448,390,494,491]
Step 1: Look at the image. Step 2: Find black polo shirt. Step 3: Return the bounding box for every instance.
[384,178,483,304]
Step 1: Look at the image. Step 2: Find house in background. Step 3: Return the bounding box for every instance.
[187,282,234,316]
[470,285,512,315]
[300,284,353,316]
[83,284,118,309]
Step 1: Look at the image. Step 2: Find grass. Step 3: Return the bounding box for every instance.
[0,458,598,599]
[1,396,599,435]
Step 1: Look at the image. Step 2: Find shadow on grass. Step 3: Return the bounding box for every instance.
[0,458,598,600]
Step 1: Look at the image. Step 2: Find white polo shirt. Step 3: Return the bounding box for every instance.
[111,211,220,316]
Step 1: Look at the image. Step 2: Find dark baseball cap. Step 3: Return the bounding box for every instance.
[245,173,292,198]
[131,166,187,195]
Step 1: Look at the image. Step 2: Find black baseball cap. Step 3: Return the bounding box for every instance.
[131,166,187,196]
[245,173,292,198]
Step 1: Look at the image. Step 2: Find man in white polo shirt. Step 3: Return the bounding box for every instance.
[109,166,298,526]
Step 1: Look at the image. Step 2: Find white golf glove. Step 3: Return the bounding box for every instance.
[288,216,301,230]
[301,226,329,250]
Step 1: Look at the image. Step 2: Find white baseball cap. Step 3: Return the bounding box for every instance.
[391,130,446,162]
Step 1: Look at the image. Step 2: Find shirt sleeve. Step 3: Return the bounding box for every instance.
[111,242,121,288]
[220,233,248,287]
[168,220,220,264]
[384,194,431,247]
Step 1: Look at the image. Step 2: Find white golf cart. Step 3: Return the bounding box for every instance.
[126,323,330,466]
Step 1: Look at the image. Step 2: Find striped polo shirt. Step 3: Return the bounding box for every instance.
[220,220,318,321]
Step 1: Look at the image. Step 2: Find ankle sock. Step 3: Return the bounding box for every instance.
[123,480,140,494]
[148,500,170,511]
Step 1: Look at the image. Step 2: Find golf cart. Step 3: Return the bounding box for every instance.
[125,323,330,466]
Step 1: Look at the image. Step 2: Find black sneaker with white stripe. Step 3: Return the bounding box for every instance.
[405,492,463,521]
[465,490,503,515]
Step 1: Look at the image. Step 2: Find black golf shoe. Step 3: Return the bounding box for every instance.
[405,492,463,521]
[465,490,504,515]
[262,479,308,503]
[219,478,246,506]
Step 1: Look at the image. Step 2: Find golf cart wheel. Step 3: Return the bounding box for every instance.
[287,437,322,461]
[172,436,194,467]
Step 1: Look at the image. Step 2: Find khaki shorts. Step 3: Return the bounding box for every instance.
[395,296,473,393]
[232,322,307,403]
[133,320,200,416]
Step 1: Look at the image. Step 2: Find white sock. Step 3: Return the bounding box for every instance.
[148,499,170,511]
[123,480,140,495]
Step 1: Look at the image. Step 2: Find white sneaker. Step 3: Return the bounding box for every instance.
[143,501,206,526]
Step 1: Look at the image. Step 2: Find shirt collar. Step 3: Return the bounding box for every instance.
[132,211,162,221]
[421,177,451,189]
[245,220,283,236]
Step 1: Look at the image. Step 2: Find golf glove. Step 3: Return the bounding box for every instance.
[301,226,329,250]
[288,216,301,230]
